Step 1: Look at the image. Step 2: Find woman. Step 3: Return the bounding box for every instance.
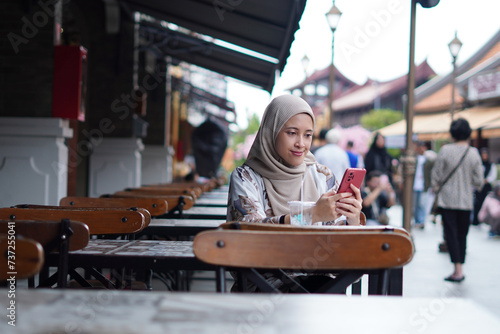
[364,132,394,186]
[431,118,483,283]
[227,94,363,292]
[478,182,500,237]
[472,148,497,225]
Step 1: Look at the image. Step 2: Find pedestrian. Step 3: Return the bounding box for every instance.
[226,94,363,292]
[423,143,438,222]
[431,118,483,283]
[364,132,394,186]
[314,128,351,182]
[472,147,497,225]
[412,141,428,229]
[346,140,364,168]
[310,128,328,154]
[361,170,396,226]
[478,182,500,237]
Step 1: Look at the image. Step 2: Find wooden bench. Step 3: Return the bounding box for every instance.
[103,193,195,216]
[59,196,168,217]
[0,206,151,289]
[3,206,149,235]
[137,185,204,198]
[115,188,199,200]
[193,224,414,294]
[0,234,44,281]
[0,219,89,287]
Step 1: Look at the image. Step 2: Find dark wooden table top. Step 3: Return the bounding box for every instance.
[3,289,500,333]
[46,239,214,271]
[142,218,226,236]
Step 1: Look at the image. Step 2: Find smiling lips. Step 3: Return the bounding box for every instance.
[291,150,304,156]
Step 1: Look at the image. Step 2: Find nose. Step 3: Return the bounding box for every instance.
[295,136,305,148]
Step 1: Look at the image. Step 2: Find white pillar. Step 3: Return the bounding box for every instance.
[141,145,174,185]
[0,117,73,207]
[88,137,144,197]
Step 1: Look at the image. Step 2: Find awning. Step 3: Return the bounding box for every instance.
[378,105,500,141]
[120,0,306,92]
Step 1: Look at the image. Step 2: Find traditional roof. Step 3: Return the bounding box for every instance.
[332,60,435,111]
[414,28,500,113]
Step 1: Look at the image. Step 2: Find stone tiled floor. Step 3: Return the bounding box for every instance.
[387,205,500,319]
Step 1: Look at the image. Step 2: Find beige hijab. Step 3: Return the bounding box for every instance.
[245,95,320,216]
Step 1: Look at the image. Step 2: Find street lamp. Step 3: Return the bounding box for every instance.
[448,32,462,119]
[301,54,310,79]
[325,1,342,127]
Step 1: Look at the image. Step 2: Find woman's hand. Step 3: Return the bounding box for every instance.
[312,184,362,225]
[337,184,363,225]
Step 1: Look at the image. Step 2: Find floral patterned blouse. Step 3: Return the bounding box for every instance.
[227,163,337,223]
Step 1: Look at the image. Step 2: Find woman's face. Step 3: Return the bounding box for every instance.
[376,135,385,148]
[275,113,314,167]
[481,151,489,161]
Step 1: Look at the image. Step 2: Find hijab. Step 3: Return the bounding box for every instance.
[245,95,320,216]
[480,147,492,178]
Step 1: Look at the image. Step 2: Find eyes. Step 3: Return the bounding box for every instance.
[285,130,313,138]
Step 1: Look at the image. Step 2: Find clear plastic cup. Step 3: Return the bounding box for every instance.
[288,201,316,226]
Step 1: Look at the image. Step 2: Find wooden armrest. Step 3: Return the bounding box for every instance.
[0,234,44,280]
[104,194,195,211]
[0,219,89,251]
[59,197,168,217]
[0,207,146,235]
[116,188,198,200]
[193,229,414,270]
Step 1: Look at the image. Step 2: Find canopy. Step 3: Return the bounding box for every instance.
[121,0,307,92]
[378,105,500,141]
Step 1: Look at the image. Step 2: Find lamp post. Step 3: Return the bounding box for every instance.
[402,0,440,233]
[448,32,462,119]
[325,1,342,128]
[301,54,310,79]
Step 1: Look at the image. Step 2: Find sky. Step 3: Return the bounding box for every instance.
[227,0,500,130]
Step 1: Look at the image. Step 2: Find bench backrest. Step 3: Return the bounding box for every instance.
[193,228,414,270]
[116,188,199,200]
[103,193,195,212]
[138,185,203,198]
[0,234,44,280]
[0,207,147,235]
[59,197,168,217]
[219,221,410,237]
[0,219,89,251]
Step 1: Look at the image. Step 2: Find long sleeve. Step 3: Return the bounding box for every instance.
[226,165,278,223]
[431,144,484,210]
[486,163,497,184]
[226,164,334,224]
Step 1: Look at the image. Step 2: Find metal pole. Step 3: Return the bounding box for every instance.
[450,56,457,119]
[401,0,418,233]
[329,33,335,128]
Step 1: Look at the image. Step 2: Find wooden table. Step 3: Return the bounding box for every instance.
[42,239,215,290]
[46,239,212,272]
[176,206,227,219]
[2,289,499,333]
[142,219,226,237]
[193,197,228,207]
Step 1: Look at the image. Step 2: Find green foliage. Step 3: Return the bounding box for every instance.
[360,109,404,131]
[232,113,260,147]
[230,113,261,170]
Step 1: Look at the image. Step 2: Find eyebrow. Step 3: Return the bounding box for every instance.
[284,126,313,132]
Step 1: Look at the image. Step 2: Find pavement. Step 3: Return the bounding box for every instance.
[190,204,500,320]
[386,205,500,319]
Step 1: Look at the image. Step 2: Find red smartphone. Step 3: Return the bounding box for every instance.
[337,168,366,195]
